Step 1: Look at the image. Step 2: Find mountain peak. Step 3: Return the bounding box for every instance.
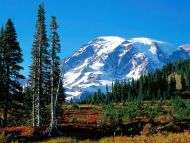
[129,37,164,45]
[96,36,125,42]
[61,36,190,101]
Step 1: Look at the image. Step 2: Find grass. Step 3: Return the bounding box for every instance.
[100,132,190,143]
[39,132,190,143]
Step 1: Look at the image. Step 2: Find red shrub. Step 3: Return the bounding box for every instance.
[88,117,96,123]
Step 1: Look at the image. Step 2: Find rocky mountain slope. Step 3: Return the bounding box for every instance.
[61,36,190,100]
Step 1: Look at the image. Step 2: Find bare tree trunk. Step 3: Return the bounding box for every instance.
[32,53,38,127]
[55,77,61,106]
[37,34,42,127]
[49,74,62,135]
[50,60,56,133]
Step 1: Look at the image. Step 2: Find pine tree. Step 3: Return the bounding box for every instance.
[49,16,62,134]
[167,76,176,98]
[29,4,50,127]
[1,19,24,126]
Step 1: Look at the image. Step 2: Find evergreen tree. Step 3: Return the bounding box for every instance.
[82,60,190,104]
[1,19,24,126]
[49,16,62,134]
[167,76,176,98]
[29,4,50,127]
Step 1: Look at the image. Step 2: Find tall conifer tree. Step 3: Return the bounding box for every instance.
[29,4,50,127]
[1,19,24,126]
[49,16,65,134]
[49,16,61,133]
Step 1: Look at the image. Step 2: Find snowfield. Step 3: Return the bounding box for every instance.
[61,36,190,100]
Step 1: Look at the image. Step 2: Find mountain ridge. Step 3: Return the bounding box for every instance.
[61,36,190,100]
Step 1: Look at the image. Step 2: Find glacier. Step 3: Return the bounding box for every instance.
[61,36,190,100]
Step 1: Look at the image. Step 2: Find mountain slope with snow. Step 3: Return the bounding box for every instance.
[61,36,190,100]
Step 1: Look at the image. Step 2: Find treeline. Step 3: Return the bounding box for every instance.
[0,4,65,134]
[82,60,190,104]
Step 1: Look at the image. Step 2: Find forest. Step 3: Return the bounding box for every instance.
[82,60,190,104]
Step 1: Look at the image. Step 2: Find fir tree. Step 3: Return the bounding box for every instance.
[1,19,24,126]
[49,16,62,134]
[167,76,176,98]
[29,4,50,127]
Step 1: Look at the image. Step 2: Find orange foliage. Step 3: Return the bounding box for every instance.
[140,123,152,135]
[156,115,173,123]
[0,126,34,137]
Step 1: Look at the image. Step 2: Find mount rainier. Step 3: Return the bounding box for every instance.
[61,36,190,100]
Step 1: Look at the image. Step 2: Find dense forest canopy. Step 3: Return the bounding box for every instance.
[82,60,190,104]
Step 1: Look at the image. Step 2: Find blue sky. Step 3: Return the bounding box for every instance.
[0,0,190,77]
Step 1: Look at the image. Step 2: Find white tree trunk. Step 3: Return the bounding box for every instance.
[49,73,62,134]
[50,61,56,132]
[37,35,42,127]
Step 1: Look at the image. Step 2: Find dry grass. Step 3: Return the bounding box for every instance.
[99,132,190,143]
[39,132,190,143]
[156,114,173,123]
[40,137,95,143]
[140,123,152,135]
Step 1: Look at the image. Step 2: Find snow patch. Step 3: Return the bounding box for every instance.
[90,62,104,70]
[61,36,189,100]
[129,37,164,45]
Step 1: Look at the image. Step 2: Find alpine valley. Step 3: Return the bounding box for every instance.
[61,36,190,100]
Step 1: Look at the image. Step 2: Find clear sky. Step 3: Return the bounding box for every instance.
[0,0,190,77]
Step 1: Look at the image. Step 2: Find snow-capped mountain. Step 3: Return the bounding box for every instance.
[61,36,190,100]
[180,44,190,56]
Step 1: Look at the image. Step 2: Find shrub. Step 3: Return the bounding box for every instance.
[21,126,34,137]
[71,115,77,123]
[156,115,173,123]
[172,98,187,110]
[171,98,190,120]
[140,123,152,135]
[103,105,123,125]
[71,104,80,110]
[144,102,167,118]
[87,117,96,124]
[0,133,6,143]
[103,103,142,124]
